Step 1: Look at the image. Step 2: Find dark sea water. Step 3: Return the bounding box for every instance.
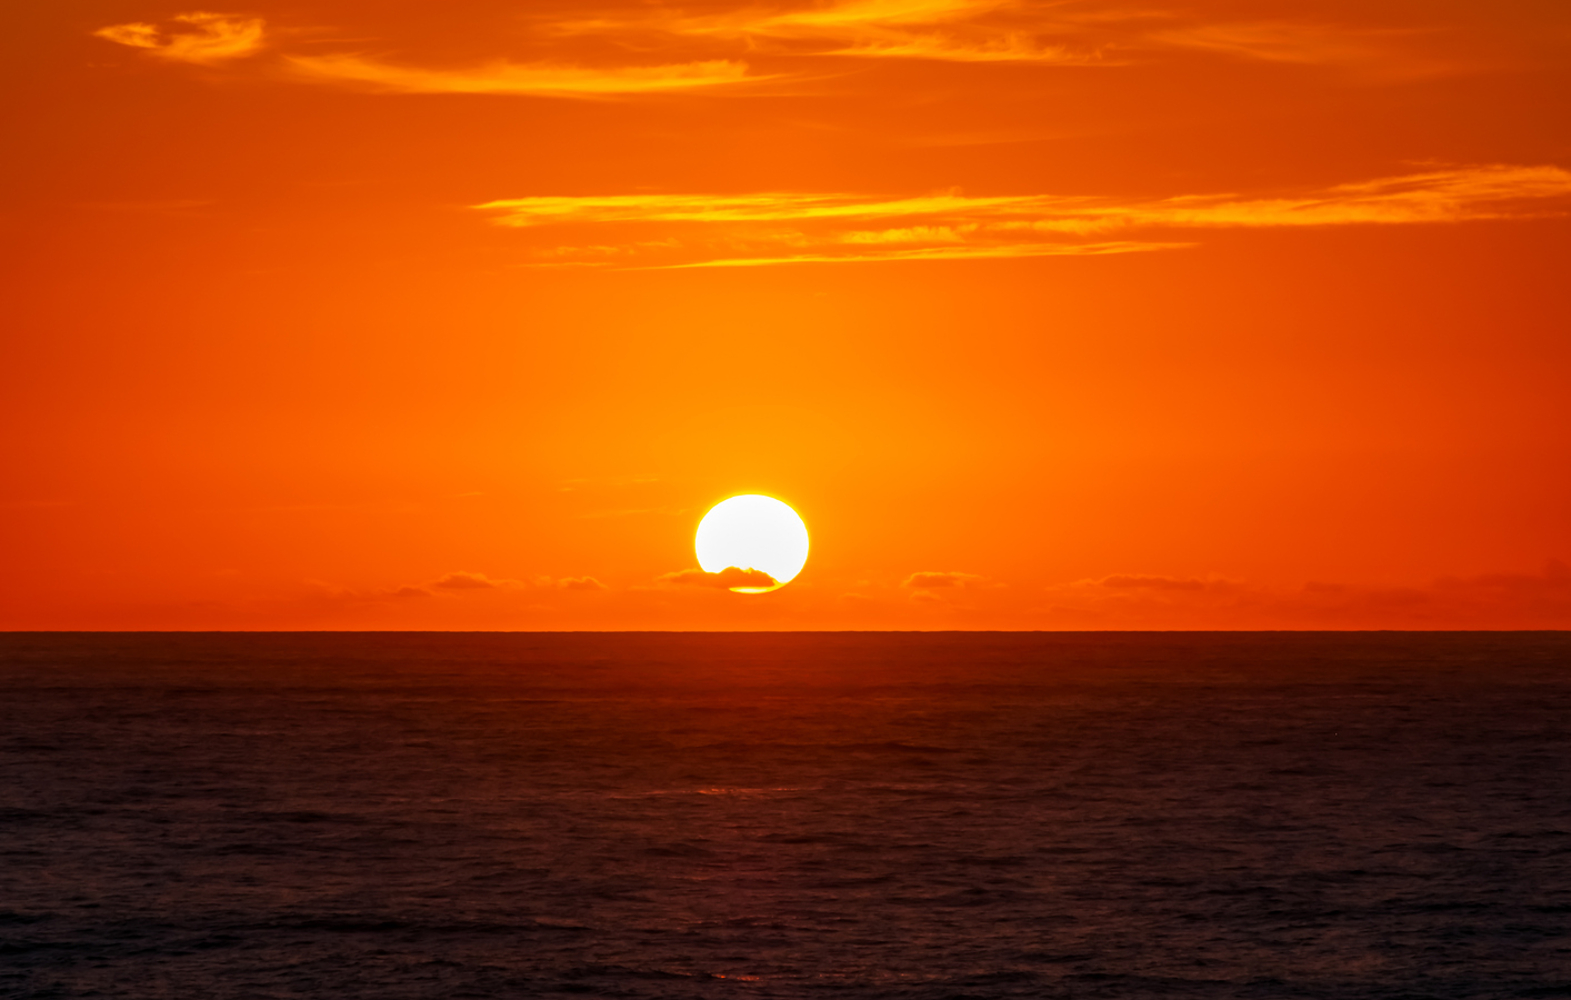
[3,633,1570,999]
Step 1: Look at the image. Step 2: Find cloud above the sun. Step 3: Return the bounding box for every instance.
[279,55,761,97]
[92,11,764,97]
[471,165,1571,268]
[90,1,1471,100]
[94,12,265,64]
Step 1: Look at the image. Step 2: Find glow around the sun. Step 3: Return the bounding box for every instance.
[694,494,810,594]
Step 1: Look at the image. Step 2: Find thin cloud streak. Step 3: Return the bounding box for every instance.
[827,37,1108,63]
[480,165,1571,268]
[649,241,1184,268]
[479,192,1047,226]
[551,1,1440,71]
[1146,21,1453,78]
[560,0,1114,65]
[282,54,761,96]
[483,167,1571,230]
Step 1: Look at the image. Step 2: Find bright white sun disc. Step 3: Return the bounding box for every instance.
[695,495,809,594]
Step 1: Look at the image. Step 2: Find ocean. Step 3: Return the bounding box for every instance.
[2,632,1569,998]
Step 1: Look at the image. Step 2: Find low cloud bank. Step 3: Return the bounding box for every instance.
[661,566,780,590]
[1039,561,1571,628]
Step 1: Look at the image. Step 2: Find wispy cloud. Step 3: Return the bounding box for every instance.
[281,54,760,96]
[1146,21,1457,79]
[825,35,1101,63]
[94,12,265,64]
[91,3,1469,99]
[553,0,1449,72]
[656,240,1180,268]
[559,0,1116,65]
[476,165,1571,268]
[562,0,1002,40]
[93,11,766,98]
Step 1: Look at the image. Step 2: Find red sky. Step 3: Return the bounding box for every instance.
[4,0,1570,629]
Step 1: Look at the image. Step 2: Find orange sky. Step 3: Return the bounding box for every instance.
[4,0,1570,629]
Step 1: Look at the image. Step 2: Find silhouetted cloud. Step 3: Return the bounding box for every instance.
[306,571,530,606]
[660,566,780,590]
[94,12,265,64]
[303,580,433,604]
[558,576,608,591]
[1039,561,1571,628]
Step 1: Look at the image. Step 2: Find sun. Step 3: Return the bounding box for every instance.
[694,495,810,594]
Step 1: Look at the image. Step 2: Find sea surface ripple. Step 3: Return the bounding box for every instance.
[2,632,1570,998]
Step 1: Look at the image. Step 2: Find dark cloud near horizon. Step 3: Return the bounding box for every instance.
[661,566,779,590]
[1100,573,1210,591]
[432,571,506,590]
[1047,559,1571,628]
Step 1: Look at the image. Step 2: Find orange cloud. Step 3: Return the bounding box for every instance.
[553,1,1442,72]
[557,576,608,591]
[94,12,264,64]
[88,2,1454,106]
[476,192,1039,227]
[1144,21,1457,79]
[661,240,1182,268]
[485,167,1571,230]
[561,0,1113,65]
[281,55,759,97]
[477,165,1571,268]
[92,10,764,97]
